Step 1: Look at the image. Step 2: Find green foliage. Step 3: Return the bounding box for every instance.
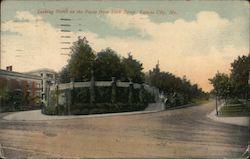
[59,66,70,83]
[74,88,90,103]
[209,72,231,101]
[58,38,145,84]
[44,102,147,115]
[121,53,144,83]
[219,103,250,117]
[94,48,122,81]
[228,98,241,104]
[42,105,57,115]
[209,54,250,103]
[59,36,96,82]
[95,87,112,103]
[116,87,129,103]
[0,87,40,112]
[44,85,153,115]
[147,63,205,104]
[69,103,147,115]
[230,54,250,98]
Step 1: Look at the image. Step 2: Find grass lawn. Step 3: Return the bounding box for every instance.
[191,98,210,105]
[219,103,250,117]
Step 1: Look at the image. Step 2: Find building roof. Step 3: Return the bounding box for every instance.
[0,69,41,81]
[24,68,57,74]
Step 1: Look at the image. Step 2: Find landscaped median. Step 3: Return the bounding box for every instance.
[207,99,249,127]
[219,100,250,117]
[3,103,165,121]
[42,79,157,116]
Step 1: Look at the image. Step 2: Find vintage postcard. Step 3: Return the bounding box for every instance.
[0,0,249,158]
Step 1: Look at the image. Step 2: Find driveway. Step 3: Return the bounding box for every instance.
[0,101,248,158]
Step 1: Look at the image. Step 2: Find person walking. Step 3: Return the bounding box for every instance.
[0,144,5,159]
[242,144,250,159]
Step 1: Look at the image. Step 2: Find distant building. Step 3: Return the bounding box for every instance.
[0,67,57,112]
[0,68,42,111]
[25,68,57,102]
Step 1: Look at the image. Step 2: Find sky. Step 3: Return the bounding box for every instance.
[1,0,249,92]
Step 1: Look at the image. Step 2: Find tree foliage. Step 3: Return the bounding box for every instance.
[94,48,122,81]
[59,37,95,82]
[121,53,144,83]
[230,54,250,98]
[209,72,231,101]
[147,63,205,103]
[59,37,145,83]
[209,54,250,100]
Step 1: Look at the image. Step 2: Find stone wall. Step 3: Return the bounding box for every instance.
[44,78,159,115]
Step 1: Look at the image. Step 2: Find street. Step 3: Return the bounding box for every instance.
[0,101,249,158]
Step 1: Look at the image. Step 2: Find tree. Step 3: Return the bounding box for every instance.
[94,48,122,81]
[121,53,144,83]
[209,72,231,103]
[147,63,205,104]
[230,54,250,99]
[59,66,70,83]
[59,36,96,82]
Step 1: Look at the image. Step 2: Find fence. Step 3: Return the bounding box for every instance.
[44,77,159,115]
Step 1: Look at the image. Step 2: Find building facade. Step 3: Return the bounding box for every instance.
[0,68,57,112]
[0,69,42,111]
[25,68,57,103]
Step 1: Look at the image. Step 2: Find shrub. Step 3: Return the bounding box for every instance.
[95,87,112,103]
[229,98,242,104]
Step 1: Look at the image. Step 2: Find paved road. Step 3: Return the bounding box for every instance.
[3,103,165,121]
[0,101,249,158]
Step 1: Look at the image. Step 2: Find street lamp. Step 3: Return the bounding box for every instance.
[248,71,250,107]
[248,71,250,85]
[215,90,218,116]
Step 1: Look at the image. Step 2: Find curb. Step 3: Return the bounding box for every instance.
[3,103,165,121]
[165,103,195,110]
[207,103,249,127]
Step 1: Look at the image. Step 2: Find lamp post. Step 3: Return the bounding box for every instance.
[248,71,250,139]
[248,71,250,87]
[215,90,218,116]
[248,71,250,107]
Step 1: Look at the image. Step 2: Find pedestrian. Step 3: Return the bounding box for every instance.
[0,144,5,159]
[242,144,250,159]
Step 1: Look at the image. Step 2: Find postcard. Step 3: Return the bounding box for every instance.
[0,0,249,158]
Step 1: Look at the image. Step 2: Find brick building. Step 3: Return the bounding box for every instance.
[0,67,57,112]
[0,67,58,112]
[0,68,42,111]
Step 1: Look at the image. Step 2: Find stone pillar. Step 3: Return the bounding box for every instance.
[68,78,74,115]
[128,79,133,105]
[45,82,50,107]
[55,84,59,107]
[111,77,116,103]
[139,84,144,103]
[54,84,60,114]
[90,70,95,104]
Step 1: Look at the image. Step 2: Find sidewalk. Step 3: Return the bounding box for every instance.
[207,104,249,127]
[3,103,165,121]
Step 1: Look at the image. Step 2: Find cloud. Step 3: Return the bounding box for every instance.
[16,11,43,21]
[2,11,69,71]
[87,10,249,91]
[1,10,249,91]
